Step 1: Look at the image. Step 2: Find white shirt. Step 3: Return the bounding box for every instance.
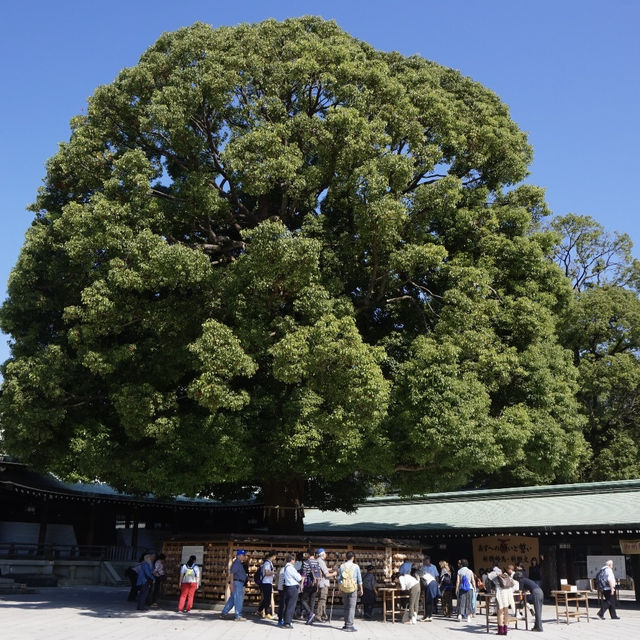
[398,574,419,590]
[422,571,435,585]
[284,563,302,587]
[602,565,616,590]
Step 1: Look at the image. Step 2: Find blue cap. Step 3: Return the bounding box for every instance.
[317,548,325,555]
[237,549,246,555]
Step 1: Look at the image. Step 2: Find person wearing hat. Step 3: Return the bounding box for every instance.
[315,548,336,622]
[221,549,248,621]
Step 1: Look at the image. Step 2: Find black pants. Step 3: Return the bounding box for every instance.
[597,589,618,619]
[362,588,375,618]
[126,568,138,601]
[278,588,285,622]
[284,585,299,625]
[136,581,151,610]
[150,575,166,604]
[300,585,317,617]
[423,596,434,618]
[258,582,272,614]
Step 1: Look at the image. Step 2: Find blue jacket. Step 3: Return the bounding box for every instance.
[136,560,154,586]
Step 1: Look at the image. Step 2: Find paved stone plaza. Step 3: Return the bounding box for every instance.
[1,586,639,640]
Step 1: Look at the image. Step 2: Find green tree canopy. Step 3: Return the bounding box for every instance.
[1,18,589,529]
[551,214,640,481]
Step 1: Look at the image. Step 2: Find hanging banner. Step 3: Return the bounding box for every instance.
[619,539,640,554]
[473,535,539,572]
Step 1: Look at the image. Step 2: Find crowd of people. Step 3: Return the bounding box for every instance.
[181,548,549,634]
[128,548,621,634]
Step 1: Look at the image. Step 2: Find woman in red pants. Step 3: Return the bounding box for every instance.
[178,555,201,613]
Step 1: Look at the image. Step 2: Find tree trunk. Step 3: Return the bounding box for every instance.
[262,477,305,534]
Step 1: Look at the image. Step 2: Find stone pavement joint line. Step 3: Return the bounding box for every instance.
[1,587,639,640]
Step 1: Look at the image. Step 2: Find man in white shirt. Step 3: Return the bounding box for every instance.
[596,560,620,620]
[281,553,302,629]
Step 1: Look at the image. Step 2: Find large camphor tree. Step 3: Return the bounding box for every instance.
[0,18,589,530]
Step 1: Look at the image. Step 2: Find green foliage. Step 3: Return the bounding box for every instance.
[551,214,640,291]
[559,285,640,480]
[0,18,594,516]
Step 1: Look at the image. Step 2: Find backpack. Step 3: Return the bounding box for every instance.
[340,564,357,593]
[254,565,263,586]
[303,572,316,590]
[594,567,609,591]
[182,564,197,583]
[303,559,321,590]
[497,572,515,589]
[459,572,471,592]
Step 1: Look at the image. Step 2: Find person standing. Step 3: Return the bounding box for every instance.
[456,559,476,622]
[528,557,542,589]
[596,559,620,620]
[293,551,305,619]
[276,561,287,625]
[221,549,248,621]
[315,548,336,622]
[300,548,321,624]
[362,564,377,619]
[514,571,543,632]
[135,553,155,611]
[421,555,439,579]
[398,557,412,575]
[150,553,166,606]
[177,555,200,613]
[506,565,521,619]
[281,553,303,629]
[256,550,276,619]
[487,566,515,636]
[439,560,454,617]
[338,551,363,632]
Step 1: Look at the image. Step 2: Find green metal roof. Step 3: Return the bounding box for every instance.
[303,479,640,534]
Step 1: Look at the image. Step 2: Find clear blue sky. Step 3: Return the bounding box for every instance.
[1,0,639,369]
